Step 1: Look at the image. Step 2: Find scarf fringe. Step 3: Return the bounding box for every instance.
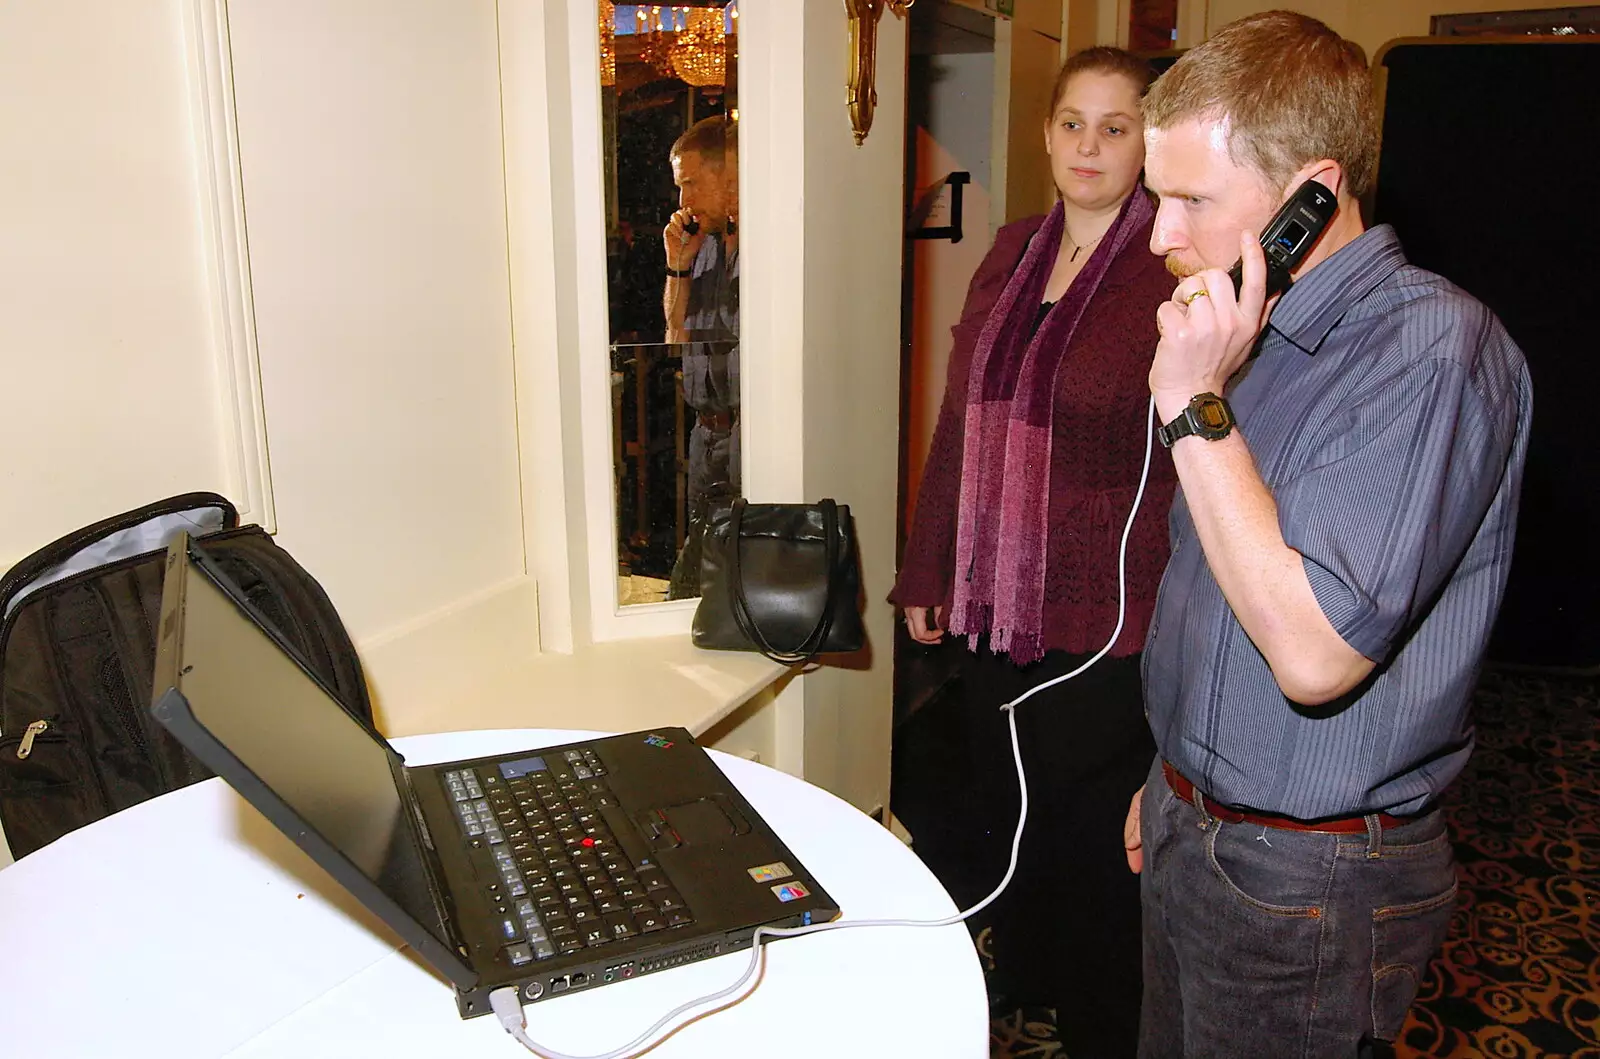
[949,600,1046,667]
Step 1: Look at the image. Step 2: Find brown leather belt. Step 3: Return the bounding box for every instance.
[1161,761,1415,834]
[696,410,736,431]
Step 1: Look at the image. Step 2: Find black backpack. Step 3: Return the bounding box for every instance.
[0,492,371,859]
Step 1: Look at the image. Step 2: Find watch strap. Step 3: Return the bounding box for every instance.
[1156,413,1197,449]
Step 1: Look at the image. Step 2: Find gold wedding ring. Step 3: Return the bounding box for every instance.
[1183,288,1210,306]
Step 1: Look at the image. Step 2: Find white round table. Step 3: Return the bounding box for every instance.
[0,729,988,1058]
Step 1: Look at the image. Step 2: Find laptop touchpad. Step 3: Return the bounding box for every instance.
[640,795,751,849]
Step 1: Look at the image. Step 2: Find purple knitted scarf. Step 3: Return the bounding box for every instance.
[948,188,1155,664]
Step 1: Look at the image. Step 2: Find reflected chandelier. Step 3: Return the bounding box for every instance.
[599,0,617,86]
[636,6,680,79]
[669,6,731,88]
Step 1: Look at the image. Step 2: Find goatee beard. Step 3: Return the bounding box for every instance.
[1165,256,1199,279]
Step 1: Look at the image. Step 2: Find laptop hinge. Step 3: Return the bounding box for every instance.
[398,764,471,961]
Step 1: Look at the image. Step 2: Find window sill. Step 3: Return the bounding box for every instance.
[377,635,791,742]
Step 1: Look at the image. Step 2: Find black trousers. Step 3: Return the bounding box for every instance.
[955,642,1154,1059]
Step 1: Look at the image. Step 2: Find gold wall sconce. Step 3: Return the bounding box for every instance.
[846,0,913,145]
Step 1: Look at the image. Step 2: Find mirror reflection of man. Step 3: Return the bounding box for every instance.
[662,115,738,598]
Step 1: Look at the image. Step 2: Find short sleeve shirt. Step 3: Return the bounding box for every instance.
[1142,225,1532,818]
[679,235,739,416]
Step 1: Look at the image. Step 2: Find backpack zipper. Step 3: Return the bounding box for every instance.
[5,717,114,816]
[88,579,155,765]
[16,719,49,759]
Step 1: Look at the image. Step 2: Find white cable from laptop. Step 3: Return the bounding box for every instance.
[492,397,1161,1059]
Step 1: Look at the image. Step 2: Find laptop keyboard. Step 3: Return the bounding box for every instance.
[442,747,693,968]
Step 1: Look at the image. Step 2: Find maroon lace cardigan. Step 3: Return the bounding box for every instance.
[892,212,1180,658]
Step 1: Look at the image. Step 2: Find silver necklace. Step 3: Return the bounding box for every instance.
[1066,229,1105,262]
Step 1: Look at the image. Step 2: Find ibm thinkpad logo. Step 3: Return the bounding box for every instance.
[644,734,675,749]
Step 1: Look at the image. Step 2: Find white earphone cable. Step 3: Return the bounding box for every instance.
[494,399,1161,1058]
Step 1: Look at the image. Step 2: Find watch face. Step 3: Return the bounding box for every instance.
[1160,394,1233,448]
[1194,399,1231,431]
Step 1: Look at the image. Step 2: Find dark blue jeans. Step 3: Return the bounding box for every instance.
[1138,759,1457,1058]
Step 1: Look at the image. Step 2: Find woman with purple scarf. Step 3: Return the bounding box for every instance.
[891,47,1178,1056]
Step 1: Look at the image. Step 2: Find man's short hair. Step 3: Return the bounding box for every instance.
[1143,11,1378,198]
[671,115,737,169]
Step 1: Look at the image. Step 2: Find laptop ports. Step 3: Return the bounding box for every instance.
[550,975,570,994]
[569,971,589,988]
[523,980,544,1001]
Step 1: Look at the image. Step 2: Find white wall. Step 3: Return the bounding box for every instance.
[1,0,540,732]
[0,0,1514,866]
[794,1,907,815]
[0,2,229,556]
[220,1,537,723]
[928,51,998,194]
[224,0,525,637]
[1,0,905,814]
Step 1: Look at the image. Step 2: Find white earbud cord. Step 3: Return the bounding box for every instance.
[494,398,1160,1058]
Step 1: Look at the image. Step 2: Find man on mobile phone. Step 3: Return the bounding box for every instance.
[1123,13,1531,1057]
[662,115,739,598]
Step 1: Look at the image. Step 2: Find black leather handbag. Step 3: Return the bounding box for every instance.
[691,498,865,664]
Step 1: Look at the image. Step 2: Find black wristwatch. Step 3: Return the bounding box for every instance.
[1157,392,1236,448]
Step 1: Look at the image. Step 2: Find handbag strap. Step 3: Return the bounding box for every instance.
[726,498,842,665]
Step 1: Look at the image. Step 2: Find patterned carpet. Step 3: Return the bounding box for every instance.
[1395,670,1600,1059]
[959,669,1600,1058]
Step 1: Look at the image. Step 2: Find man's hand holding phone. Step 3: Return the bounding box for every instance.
[1149,231,1274,422]
[663,208,706,274]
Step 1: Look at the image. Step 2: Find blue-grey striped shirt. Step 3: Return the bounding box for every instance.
[1142,224,1532,818]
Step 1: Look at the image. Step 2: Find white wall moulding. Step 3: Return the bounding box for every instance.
[219,0,526,644]
[735,0,807,503]
[185,0,276,532]
[561,0,701,643]
[539,0,837,646]
[498,0,581,655]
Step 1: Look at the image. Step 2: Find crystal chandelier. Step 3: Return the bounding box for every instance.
[636,6,680,80]
[669,6,729,88]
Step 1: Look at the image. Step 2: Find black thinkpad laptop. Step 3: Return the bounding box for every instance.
[148,533,838,1018]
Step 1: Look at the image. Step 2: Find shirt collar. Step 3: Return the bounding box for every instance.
[1265,224,1408,355]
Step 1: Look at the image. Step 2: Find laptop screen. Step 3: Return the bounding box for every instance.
[170,553,448,946]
